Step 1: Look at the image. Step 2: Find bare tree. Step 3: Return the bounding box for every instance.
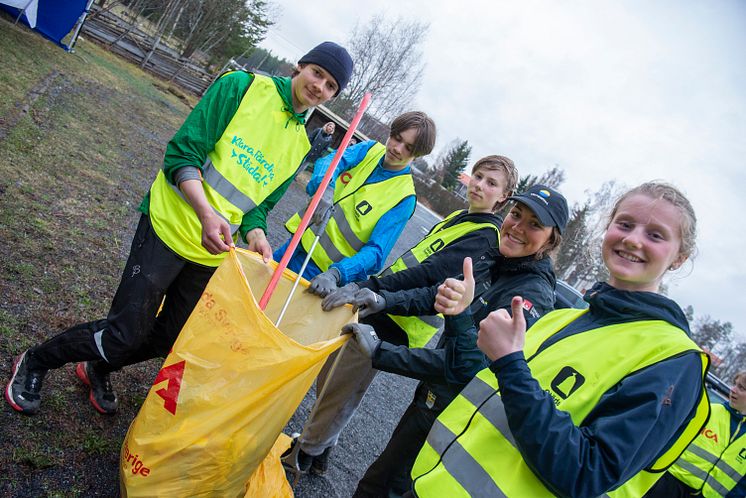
[177,0,272,60]
[327,16,429,121]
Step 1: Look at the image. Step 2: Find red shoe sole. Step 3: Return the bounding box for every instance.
[75,363,113,415]
[4,354,25,413]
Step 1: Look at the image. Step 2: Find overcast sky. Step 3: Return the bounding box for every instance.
[261,0,746,341]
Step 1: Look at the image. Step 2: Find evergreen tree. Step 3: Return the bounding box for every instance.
[438,139,472,191]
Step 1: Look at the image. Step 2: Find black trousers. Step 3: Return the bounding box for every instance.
[643,471,699,498]
[353,399,438,498]
[28,214,215,374]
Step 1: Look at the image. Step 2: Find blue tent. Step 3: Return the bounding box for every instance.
[1,0,91,50]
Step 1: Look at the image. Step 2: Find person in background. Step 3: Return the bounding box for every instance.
[275,111,437,297]
[406,182,710,497]
[305,121,336,169]
[644,371,746,498]
[282,157,519,478]
[5,42,353,416]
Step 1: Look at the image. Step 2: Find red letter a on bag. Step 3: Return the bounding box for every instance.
[153,360,186,415]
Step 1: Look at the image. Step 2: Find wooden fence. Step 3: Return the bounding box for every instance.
[81,7,214,95]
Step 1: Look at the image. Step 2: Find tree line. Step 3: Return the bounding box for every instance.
[94,0,274,65]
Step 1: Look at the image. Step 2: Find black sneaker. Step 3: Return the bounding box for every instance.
[5,350,46,415]
[75,362,117,415]
[281,434,313,474]
[310,445,333,475]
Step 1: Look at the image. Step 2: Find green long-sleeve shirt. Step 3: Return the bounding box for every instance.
[138,72,307,241]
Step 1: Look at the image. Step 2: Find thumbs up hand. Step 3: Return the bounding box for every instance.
[434,257,475,316]
[477,296,527,361]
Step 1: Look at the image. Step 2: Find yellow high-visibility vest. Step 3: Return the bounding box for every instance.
[669,402,746,497]
[149,74,310,266]
[412,307,710,498]
[382,209,499,348]
[285,142,415,272]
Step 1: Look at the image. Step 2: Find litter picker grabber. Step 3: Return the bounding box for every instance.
[275,204,334,327]
[258,92,372,313]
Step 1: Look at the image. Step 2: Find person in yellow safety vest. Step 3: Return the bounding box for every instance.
[407,182,711,498]
[328,155,520,349]
[5,42,353,417]
[275,111,437,297]
[645,372,746,498]
[343,184,567,498]
[281,156,519,477]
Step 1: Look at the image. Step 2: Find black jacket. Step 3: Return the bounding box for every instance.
[379,247,556,325]
[372,249,557,412]
[306,127,333,164]
[358,210,502,294]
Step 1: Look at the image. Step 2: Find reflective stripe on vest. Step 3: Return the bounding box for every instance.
[165,174,240,234]
[149,74,310,266]
[284,142,416,272]
[383,209,499,348]
[412,308,710,498]
[201,158,257,214]
[669,403,746,497]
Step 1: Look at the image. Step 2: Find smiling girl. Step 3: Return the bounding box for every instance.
[409,182,710,498]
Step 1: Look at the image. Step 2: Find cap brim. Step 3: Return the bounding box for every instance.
[508,196,556,228]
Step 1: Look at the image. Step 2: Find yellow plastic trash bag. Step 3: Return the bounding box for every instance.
[120,248,353,497]
[244,433,293,498]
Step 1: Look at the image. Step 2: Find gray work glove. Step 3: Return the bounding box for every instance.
[322,283,361,311]
[351,288,386,319]
[308,189,334,226]
[308,268,340,297]
[341,323,381,359]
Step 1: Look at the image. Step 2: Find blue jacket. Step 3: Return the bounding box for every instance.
[489,282,705,498]
[275,140,416,285]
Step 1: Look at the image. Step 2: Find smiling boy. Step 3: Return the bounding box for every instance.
[277,111,437,295]
[6,42,353,416]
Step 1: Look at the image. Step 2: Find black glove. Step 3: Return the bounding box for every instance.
[351,288,386,319]
[341,323,381,359]
[308,268,340,297]
[322,282,360,311]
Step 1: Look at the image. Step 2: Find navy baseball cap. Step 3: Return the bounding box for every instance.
[508,184,569,234]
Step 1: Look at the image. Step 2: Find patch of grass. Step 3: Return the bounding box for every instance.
[7,261,35,279]
[12,447,55,469]
[45,390,68,412]
[0,14,195,495]
[130,393,147,407]
[82,430,115,454]
[7,335,35,355]
[0,309,20,339]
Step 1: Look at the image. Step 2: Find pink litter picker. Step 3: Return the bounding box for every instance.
[258,93,372,320]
